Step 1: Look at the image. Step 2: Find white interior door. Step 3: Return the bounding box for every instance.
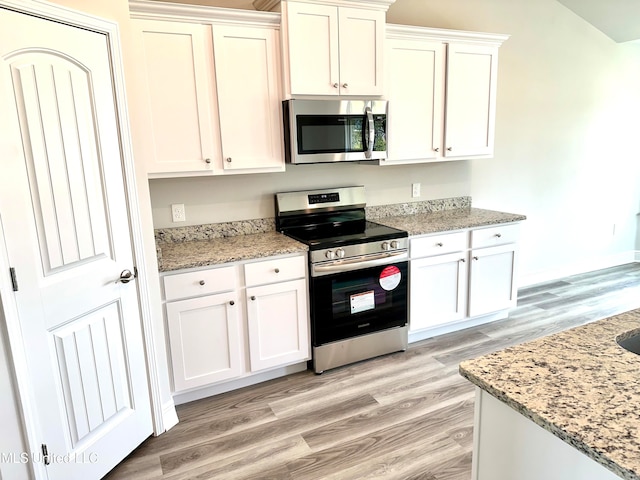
[0,8,152,479]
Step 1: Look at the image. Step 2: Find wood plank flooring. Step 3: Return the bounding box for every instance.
[105,262,640,480]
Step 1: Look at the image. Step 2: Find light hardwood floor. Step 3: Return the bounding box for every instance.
[105,262,640,480]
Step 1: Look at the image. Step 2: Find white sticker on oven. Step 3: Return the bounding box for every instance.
[379,265,401,291]
[351,290,375,314]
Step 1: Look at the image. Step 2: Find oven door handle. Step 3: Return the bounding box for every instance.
[311,251,408,277]
[363,106,374,159]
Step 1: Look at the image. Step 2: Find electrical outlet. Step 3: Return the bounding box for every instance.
[171,203,186,222]
[411,183,421,198]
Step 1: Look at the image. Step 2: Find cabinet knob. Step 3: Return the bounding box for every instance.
[434,147,439,152]
[204,158,211,164]
[199,280,205,286]
[495,233,502,238]
[229,300,235,306]
[436,242,443,247]
[250,295,256,301]
[332,83,339,88]
[473,256,479,261]
[447,147,453,151]
[226,157,232,162]
[342,83,348,88]
[274,268,280,273]
[460,258,466,263]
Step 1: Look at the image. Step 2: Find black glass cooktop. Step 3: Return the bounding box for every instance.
[284,220,407,250]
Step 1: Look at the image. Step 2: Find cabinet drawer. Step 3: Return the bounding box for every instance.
[164,266,237,301]
[471,223,520,249]
[244,255,306,287]
[411,231,468,258]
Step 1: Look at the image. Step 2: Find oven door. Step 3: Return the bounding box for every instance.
[310,260,408,346]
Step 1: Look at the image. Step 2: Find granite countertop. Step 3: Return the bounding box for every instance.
[157,231,307,272]
[459,309,640,480]
[374,207,526,236]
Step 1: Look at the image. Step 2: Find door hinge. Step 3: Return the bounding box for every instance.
[41,444,50,466]
[9,267,18,292]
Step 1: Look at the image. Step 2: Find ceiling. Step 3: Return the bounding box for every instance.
[557,0,640,43]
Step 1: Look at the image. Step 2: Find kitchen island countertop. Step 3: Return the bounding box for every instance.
[460,308,640,480]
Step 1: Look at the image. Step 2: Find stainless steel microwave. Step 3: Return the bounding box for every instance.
[283,99,388,164]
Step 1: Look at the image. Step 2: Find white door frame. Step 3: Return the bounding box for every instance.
[0,1,170,476]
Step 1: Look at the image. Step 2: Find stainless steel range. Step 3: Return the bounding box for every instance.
[275,186,409,373]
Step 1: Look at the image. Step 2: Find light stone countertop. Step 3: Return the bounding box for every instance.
[157,231,308,272]
[373,207,526,236]
[459,309,640,480]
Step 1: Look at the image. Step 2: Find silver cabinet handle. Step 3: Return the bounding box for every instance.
[274,268,280,273]
[342,83,348,88]
[199,280,205,286]
[205,158,211,164]
[226,157,232,162]
[250,296,256,301]
[333,82,339,88]
[115,268,137,284]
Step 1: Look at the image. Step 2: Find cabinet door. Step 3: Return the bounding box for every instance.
[410,252,468,332]
[444,43,499,158]
[387,38,445,163]
[246,279,309,372]
[133,19,221,174]
[285,2,339,96]
[337,7,385,96]
[212,25,284,172]
[468,243,518,317]
[166,291,242,391]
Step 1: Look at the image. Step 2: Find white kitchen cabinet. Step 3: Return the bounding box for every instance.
[385,26,508,165]
[409,223,520,337]
[166,291,242,391]
[161,253,309,395]
[130,4,285,177]
[410,252,467,331]
[281,1,388,96]
[133,19,221,174]
[468,224,520,317]
[246,279,309,371]
[212,25,284,172]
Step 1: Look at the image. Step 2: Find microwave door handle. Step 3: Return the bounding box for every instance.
[364,107,374,159]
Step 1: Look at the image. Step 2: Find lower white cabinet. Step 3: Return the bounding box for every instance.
[246,279,308,371]
[162,254,309,393]
[409,223,520,335]
[166,291,242,391]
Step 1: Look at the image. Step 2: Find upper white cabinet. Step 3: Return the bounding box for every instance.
[385,26,509,164]
[133,20,220,174]
[130,2,285,177]
[280,0,392,97]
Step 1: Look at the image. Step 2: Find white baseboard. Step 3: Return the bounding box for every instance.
[172,362,309,405]
[519,251,638,287]
[160,400,179,433]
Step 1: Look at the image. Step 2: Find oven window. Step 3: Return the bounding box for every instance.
[297,115,364,154]
[310,262,408,345]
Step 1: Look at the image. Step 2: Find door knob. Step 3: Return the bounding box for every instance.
[116,268,137,284]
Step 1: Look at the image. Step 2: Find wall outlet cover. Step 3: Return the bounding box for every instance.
[171,203,186,222]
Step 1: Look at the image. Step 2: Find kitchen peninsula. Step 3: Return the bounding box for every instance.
[460,309,640,480]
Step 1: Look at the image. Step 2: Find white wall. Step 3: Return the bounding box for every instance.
[149,0,640,282]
